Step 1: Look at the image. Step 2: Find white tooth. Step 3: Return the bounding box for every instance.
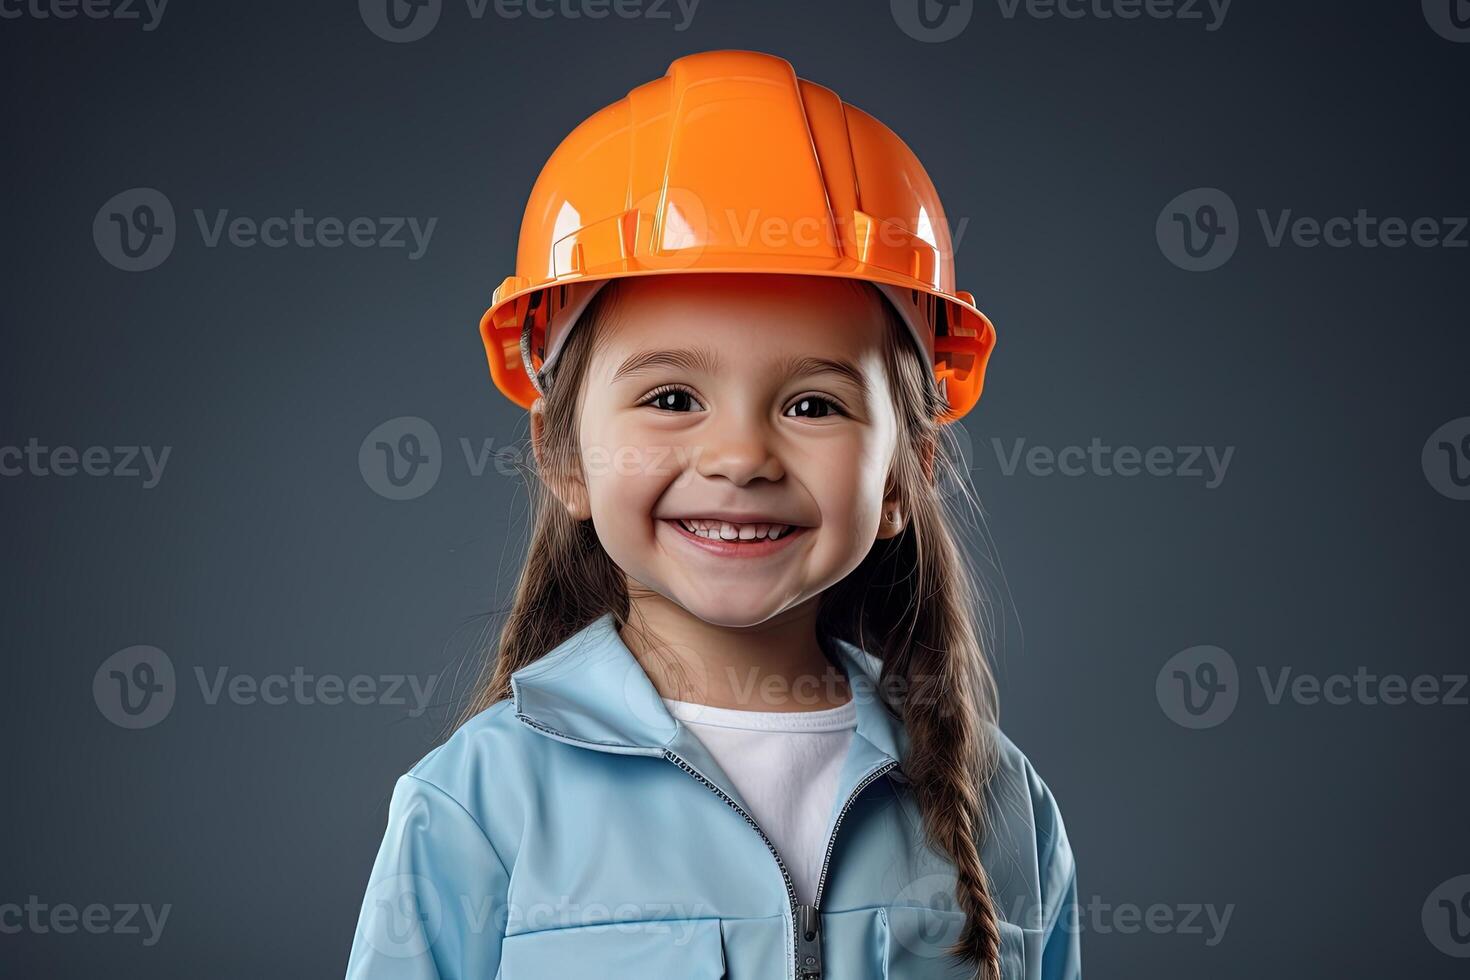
[719,522,738,540]
[770,525,785,539]
[754,523,770,539]
[738,524,757,540]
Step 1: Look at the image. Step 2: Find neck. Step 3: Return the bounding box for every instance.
[620,593,851,712]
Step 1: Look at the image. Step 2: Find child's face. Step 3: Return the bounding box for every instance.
[540,273,907,628]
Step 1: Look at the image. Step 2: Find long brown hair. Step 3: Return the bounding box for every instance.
[455,274,1004,979]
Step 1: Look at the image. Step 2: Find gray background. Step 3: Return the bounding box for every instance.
[2,0,1467,976]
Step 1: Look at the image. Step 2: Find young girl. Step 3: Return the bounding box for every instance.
[346,49,1079,980]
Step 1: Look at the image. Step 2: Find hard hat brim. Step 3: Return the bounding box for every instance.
[480,264,994,424]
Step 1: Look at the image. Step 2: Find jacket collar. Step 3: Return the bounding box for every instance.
[510,611,910,767]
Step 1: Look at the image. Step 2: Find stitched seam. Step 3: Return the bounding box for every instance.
[816,903,976,917]
[403,773,512,882]
[505,911,781,940]
[516,711,671,752]
[1041,865,1077,936]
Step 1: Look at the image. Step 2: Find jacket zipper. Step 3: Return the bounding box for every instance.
[811,760,899,909]
[665,749,899,980]
[800,759,899,979]
[664,750,804,978]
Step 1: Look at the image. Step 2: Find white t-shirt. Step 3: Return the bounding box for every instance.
[661,695,857,906]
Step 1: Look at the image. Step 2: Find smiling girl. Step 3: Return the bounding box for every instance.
[345,49,1080,980]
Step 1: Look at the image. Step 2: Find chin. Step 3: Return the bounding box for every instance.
[662,590,796,629]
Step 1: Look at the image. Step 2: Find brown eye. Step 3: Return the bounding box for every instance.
[785,395,842,419]
[641,386,704,413]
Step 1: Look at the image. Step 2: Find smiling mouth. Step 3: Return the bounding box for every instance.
[673,518,797,541]
[660,518,811,557]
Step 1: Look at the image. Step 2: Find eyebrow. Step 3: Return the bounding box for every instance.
[774,355,871,400]
[611,346,725,383]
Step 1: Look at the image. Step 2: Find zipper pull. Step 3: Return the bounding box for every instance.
[795,903,822,979]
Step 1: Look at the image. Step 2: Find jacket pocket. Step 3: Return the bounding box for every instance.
[880,907,1028,979]
[998,920,1026,979]
[497,917,726,979]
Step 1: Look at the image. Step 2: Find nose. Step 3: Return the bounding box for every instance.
[691,411,785,486]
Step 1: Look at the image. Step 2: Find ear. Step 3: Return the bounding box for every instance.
[875,476,906,541]
[875,436,936,540]
[529,397,591,521]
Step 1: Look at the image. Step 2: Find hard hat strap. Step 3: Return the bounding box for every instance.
[518,290,548,398]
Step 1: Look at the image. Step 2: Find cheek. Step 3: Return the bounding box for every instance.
[795,432,891,530]
[579,428,679,527]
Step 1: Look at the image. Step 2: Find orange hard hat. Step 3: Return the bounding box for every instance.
[479,48,996,423]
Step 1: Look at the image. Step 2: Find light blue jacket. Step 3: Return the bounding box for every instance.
[345,612,1080,979]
